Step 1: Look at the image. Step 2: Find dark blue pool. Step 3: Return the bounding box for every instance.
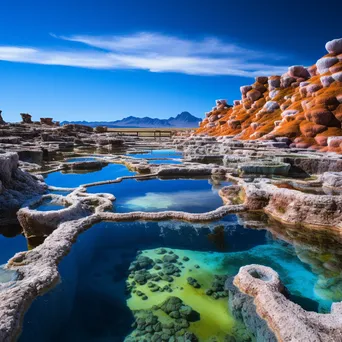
[44,163,135,188]
[18,217,341,342]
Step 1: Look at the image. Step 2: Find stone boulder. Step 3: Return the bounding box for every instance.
[268,76,281,90]
[264,101,280,113]
[305,107,335,126]
[253,82,267,94]
[325,38,342,55]
[308,65,317,77]
[270,90,280,100]
[306,83,323,95]
[316,57,338,74]
[288,65,310,80]
[240,85,253,97]
[247,89,262,102]
[332,71,342,83]
[215,99,227,107]
[281,109,298,118]
[256,76,268,84]
[320,75,335,87]
[280,73,296,88]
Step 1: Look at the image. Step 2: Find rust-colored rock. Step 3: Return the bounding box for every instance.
[305,107,335,126]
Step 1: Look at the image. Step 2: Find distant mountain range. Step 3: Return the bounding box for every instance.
[61,112,201,128]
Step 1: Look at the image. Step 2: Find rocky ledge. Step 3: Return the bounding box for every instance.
[0,168,245,341]
[0,152,46,224]
[227,264,342,341]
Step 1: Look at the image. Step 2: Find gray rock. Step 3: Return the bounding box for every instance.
[325,38,342,54]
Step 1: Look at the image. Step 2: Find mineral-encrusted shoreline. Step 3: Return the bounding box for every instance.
[1,109,342,340]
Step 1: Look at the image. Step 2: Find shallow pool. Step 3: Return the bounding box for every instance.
[148,159,182,165]
[44,163,135,188]
[87,178,226,213]
[65,157,99,163]
[31,198,67,212]
[14,149,342,341]
[19,217,341,342]
[127,149,182,159]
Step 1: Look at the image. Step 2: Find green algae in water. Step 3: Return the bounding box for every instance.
[18,219,342,342]
[126,248,236,341]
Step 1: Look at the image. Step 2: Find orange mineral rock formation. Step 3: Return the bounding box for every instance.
[197,38,342,152]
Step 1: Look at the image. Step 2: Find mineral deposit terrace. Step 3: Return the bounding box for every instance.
[2,43,342,341]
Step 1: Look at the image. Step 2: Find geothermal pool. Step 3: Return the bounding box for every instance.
[18,218,341,342]
[8,149,342,341]
[87,178,227,213]
[44,163,135,188]
[126,149,183,159]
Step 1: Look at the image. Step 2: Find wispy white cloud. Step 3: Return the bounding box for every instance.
[0,32,289,77]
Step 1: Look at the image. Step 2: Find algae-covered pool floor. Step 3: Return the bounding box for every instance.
[127,248,235,341]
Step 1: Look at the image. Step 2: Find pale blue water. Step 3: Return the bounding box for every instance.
[32,199,65,212]
[7,149,342,341]
[87,178,226,213]
[126,149,182,159]
[65,157,98,163]
[48,189,72,196]
[19,218,340,342]
[44,164,135,188]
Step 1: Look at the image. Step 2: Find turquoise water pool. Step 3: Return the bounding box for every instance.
[11,149,342,341]
[18,217,341,342]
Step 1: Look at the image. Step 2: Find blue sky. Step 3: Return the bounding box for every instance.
[0,0,341,122]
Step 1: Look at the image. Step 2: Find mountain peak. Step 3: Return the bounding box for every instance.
[61,111,201,128]
[175,111,195,120]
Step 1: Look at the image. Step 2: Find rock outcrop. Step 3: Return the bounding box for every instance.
[0,152,46,218]
[0,110,6,125]
[20,113,32,124]
[40,118,54,126]
[197,38,342,153]
[229,265,342,341]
